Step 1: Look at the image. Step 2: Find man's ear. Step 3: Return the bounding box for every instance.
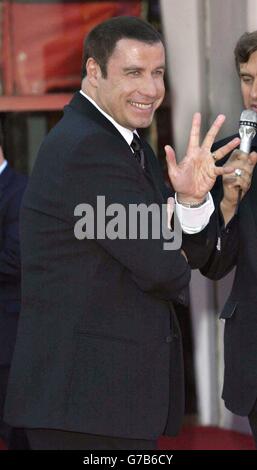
[85,58,102,87]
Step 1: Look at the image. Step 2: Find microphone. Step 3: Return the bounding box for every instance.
[239,109,257,153]
[235,109,257,211]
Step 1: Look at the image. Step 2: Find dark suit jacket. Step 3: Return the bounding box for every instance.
[199,135,257,416]
[4,92,216,440]
[0,165,27,366]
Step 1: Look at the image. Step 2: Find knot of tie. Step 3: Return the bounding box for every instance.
[131,133,145,169]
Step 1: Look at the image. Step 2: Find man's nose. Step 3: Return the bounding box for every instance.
[140,76,158,97]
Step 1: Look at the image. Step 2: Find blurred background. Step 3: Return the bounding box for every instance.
[0,0,255,439]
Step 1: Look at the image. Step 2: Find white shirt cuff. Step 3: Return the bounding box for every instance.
[175,192,215,234]
[0,159,7,175]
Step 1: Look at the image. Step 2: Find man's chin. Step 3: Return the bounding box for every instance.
[132,117,154,129]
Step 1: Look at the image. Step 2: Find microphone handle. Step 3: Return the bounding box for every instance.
[239,138,251,153]
[235,138,251,214]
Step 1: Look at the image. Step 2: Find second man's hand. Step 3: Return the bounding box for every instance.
[165,113,240,204]
[221,149,257,225]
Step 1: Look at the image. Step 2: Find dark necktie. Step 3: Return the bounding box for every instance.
[130,133,145,170]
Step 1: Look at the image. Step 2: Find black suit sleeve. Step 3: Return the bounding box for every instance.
[199,217,238,280]
[181,169,239,278]
[65,135,190,302]
[0,185,26,282]
[199,175,239,279]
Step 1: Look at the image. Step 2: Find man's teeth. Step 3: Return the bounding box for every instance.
[130,101,152,109]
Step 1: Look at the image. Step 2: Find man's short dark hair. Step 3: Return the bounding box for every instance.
[234,31,257,73]
[81,16,163,79]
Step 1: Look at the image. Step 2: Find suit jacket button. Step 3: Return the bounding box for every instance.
[178,293,185,304]
[165,335,172,343]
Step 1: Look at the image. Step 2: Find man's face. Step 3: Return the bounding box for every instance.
[239,50,257,111]
[92,38,165,130]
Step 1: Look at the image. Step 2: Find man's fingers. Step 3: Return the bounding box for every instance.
[215,165,236,176]
[165,145,177,168]
[223,176,251,193]
[186,112,201,151]
[227,149,257,163]
[249,151,257,165]
[222,163,253,192]
[214,137,240,161]
[202,114,226,149]
[227,149,246,161]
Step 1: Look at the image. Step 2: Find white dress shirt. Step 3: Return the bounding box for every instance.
[0,159,7,175]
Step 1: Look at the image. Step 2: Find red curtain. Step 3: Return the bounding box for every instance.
[1,1,141,95]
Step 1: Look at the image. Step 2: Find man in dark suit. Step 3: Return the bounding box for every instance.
[0,123,29,449]
[198,31,257,446]
[4,16,238,450]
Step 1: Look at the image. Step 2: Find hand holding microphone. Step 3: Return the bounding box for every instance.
[222,110,257,211]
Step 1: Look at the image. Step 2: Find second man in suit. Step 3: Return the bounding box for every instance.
[201,31,257,446]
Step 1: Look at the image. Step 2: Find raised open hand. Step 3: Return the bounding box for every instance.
[165,113,240,204]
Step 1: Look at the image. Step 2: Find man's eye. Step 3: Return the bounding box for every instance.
[242,77,252,83]
[128,71,140,77]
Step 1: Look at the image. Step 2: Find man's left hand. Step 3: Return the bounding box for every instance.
[165,113,240,205]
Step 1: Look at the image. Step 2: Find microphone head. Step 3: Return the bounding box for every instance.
[239,109,257,153]
[239,109,257,129]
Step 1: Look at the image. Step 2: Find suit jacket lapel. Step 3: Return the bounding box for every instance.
[68,92,152,173]
[68,92,167,204]
[68,92,127,146]
[249,164,257,229]
[141,141,168,204]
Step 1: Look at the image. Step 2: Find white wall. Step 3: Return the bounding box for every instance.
[160,0,256,432]
[247,0,257,31]
[161,0,208,159]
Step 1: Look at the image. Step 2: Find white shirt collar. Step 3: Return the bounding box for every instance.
[79,90,136,147]
[0,159,7,175]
